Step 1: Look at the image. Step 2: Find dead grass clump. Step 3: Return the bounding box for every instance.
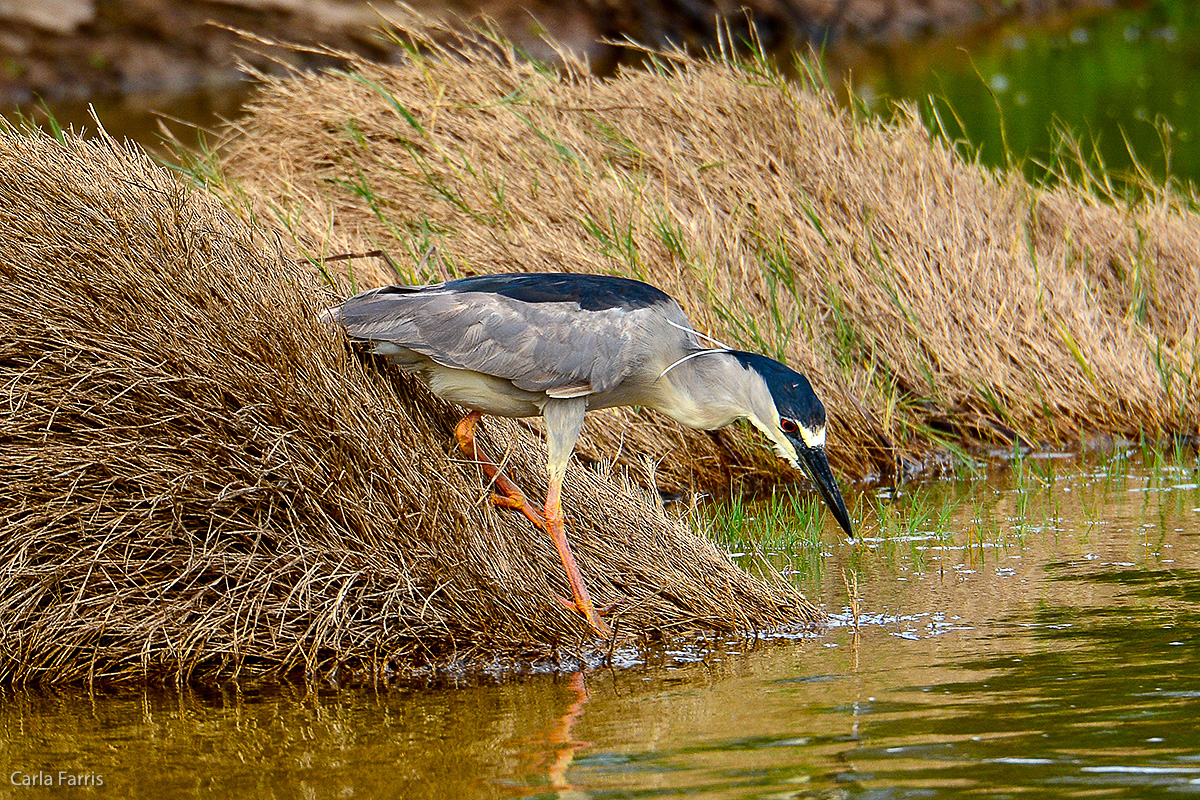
[204,18,1199,484]
[0,126,818,684]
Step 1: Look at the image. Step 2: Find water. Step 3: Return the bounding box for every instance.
[4,87,248,157]
[2,453,1197,798]
[848,0,1200,188]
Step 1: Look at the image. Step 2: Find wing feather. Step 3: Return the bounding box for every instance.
[331,281,690,396]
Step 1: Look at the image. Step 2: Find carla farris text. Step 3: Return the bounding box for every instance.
[11,771,104,787]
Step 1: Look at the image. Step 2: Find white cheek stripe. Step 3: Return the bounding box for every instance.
[800,425,826,448]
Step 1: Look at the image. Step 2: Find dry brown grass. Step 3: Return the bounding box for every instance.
[0,125,816,684]
[202,17,1199,487]
[6,14,1199,684]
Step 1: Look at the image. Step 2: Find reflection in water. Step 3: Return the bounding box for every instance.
[542,673,590,797]
[0,457,1197,798]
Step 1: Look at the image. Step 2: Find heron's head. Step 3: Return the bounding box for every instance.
[732,353,854,538]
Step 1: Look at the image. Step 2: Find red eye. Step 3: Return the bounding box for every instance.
[780,419,798,435]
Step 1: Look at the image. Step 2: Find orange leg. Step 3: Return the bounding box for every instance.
[454,412,612,638]
[544,474,611,638]
[455,411,545,528]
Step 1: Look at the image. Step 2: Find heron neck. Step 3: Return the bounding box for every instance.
[654,349,778,433]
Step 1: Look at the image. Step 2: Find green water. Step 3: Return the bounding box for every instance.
[847,0,1200,189]
[2,453,1198,798]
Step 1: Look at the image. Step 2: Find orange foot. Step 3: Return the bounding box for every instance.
[490,488,546,527]
[555,595,628,617]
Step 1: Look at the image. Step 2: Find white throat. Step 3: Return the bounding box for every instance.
[799,424,826,448]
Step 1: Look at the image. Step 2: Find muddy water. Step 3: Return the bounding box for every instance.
[0,453,1197,798]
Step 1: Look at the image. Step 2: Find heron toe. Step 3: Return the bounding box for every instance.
[556,595,613,638]
[490,490,546,528]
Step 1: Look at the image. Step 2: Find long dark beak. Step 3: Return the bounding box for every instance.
[797,445,854,538]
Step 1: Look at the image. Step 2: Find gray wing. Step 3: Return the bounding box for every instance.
[327,283,697,397]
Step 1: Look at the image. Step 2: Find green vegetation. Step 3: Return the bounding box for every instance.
[706,442,1197,624]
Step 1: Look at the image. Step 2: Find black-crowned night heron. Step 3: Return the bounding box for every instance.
[324,272,853,637]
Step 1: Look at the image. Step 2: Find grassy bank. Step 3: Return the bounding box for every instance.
[2,15,1197,683]
[196,18,1198,492]
[0,127,815,684]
